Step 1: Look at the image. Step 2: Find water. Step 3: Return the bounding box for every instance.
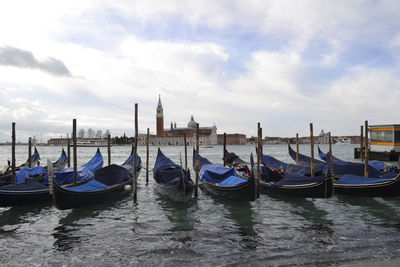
[1,144,400,266]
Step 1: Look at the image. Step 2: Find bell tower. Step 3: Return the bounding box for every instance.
[156,95,164,136]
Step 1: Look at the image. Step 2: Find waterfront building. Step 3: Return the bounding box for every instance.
[319,129,329,144]
[218,134,247,145]
[369,124,400,152]
[354,124,400,161]
[139,96,218,146]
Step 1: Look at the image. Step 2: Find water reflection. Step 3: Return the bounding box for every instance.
[220,200,257,237]
[268,194,333,227]
[336,195,400,228]
[0,203,50,232]
[52,195,129,251]
[160,199,197,232]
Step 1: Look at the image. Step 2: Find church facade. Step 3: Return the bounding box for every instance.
[137,96,218,146]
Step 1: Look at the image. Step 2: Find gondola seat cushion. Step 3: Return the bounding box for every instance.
[67,179,109,192]
[16,166,46,183]
[0,180,48,191]
[94,164,132,186]
[217,175,247,186]
[271,175,325,187]
[336,174,396,185]
[199,164,237,184]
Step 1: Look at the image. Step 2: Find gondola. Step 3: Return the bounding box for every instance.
[288,144,385,179]
[318,146,398,175]
[153,148,194,201]
[334,172,400,197]
[0,147,41,186]
[13,148,68,184]
[225,150,333,198]
[321,156,400,197]
[0,149,102,207]
[51,150,141,210]
[288,144,326,169]
[317,146,343,162]
[194,150,256,201]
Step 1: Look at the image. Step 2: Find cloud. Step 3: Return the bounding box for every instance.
[1,0,400,141]
[0,46,71,76]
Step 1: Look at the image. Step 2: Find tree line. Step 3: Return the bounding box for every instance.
[77,129,111,139]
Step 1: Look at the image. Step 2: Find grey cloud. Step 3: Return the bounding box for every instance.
[0,46,71,76]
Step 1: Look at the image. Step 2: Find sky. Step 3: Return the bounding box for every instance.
[1,0,400,142]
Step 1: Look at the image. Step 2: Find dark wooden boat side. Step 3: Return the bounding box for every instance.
[0,149,72,207]
[199,174,256,201]
[334,174,400,197]
[0,186,49,207]
[259,178,334,198]
[155,175,193,202]
[52,178,134,210]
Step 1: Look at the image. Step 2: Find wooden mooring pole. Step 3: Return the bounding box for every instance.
[310,123,314,177]
[28,137,32,168]
[195,123,200,198]
[107,134,111,166]
[146,128,149,184]
[360,125,364,162]
[11,122,16,185]
[364,120,369,177]
[256,123,260,190]
[67,137,71,167]
[328,132,332,161]
[184,132,187,169]
[73,119,77,185]
[133,103,138,202]
[223,133,227,166]
[257,124,261,198]
[296,133,299,165]
[260,127,263,158]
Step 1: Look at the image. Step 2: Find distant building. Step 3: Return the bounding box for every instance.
[218,134,247,145]
[141,95,218,146]
[319,129,329,144]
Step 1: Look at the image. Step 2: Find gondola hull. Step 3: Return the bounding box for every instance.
[199,176,256,201]
[0,187,49,207]
[334,176,400,197]
[155,176,193,202]
[52,178,134,210]
[259,178,334,198]
[153,148,194,202]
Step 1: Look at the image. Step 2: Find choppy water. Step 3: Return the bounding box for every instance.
[1,144,400,266]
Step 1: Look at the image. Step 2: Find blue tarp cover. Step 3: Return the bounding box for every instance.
[55,166,94,185]
[330,161,382,177]
[16,166,46,183]
[199,164,237,184]
[196,152,245,187]
[336,174,396,185]
[271,175,326,187]
[54,151,103,184]
[0,180,48,191]
[153,149,192,188]
[153,149,182,184]
[319,147,397,174]
[218,175,247,186]
[122,153,141,167]
[54,155,68,165]
[289,144,325,165]
[82,150,104,172]
[369,160,397,173]
[262,155,288,171]
[67,179,109,192]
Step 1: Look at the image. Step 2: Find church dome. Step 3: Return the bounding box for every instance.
[187,115,197,128]
[319,129,326,137]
